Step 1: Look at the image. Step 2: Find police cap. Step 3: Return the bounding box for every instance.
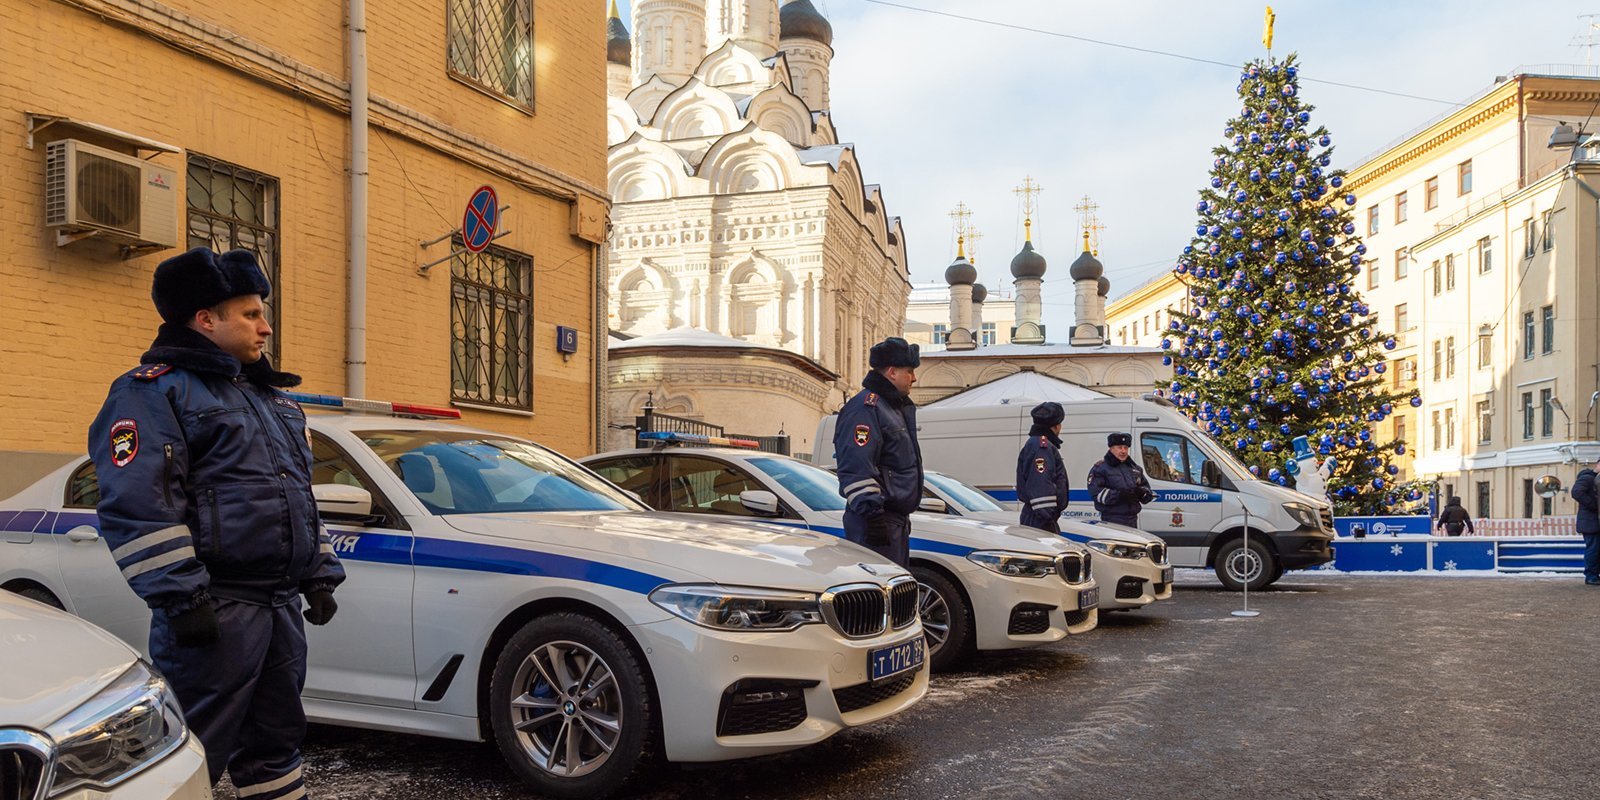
[1107,432,1133,447]
[869,337,921,370]
[1030,402,1065,427]
[152,247,273,324]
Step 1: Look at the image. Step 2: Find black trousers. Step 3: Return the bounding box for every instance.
[843,511,911,567]
[151,596,309,796]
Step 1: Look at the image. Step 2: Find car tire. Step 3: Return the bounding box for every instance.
[911,566,972,672]
[1213,536,1275,592]
[8,585,64,609]
[489,612,654,799]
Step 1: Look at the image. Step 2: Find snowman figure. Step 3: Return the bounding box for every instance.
[1284,435,1334,502]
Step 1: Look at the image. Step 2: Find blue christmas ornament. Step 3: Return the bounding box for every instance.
[1344,193,1357,206]
[1296,111,1310,123]
[1319,134,1331,147]
[1249,169,1262,182]
[1268,468,1282,480]
[1384,338,1397,350]
[1409,396,1422,407]
[1211,177,1224,189]
[1249,465,1261,476]
[1235,190,1249,202]
[1291,190,1304,202]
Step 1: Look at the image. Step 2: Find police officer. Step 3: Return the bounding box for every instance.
[1088,432,1153,527]
[834,337,923,567]
[1016,402,1069,533]
[89,247,345,796]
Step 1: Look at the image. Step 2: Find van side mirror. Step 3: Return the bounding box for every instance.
[739,490,782,516]
[918,496,949,514]
[314,484,375,523]
[1201,461,1222,489]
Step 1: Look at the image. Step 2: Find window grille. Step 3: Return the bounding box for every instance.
[186,154,281,363]
[447,0,534,107]
[451,237,532,409]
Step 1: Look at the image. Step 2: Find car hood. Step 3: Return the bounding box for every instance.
[442,511,908,591]
[957,511,1163,545]
[906,513,1082,555]
[0,594,138,729]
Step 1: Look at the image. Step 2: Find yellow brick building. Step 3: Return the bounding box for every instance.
[0,0,610,494]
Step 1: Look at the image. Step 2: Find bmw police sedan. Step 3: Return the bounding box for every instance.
[921,470,1175,611]
[0,396,929,799]
[582,435,1099,674]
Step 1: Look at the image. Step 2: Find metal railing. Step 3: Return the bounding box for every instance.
[635,404,791,455]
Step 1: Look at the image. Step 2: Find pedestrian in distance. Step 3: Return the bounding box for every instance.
[833,337,924,567]
[1016,402,1070,534]
[1088,432,1154,528]
[1571,457,1600,586]
[89,247,346,795]
[1434,495,1474,537]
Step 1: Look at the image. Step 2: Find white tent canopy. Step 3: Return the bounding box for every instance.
[926,371,1107,408]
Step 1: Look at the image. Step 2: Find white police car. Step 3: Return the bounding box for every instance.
[0,590,210,799]
[581,435,1099,673]
[920,470,1174,611]
[0,395,928,798]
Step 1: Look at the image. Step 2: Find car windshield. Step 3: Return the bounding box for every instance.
[924,472,1005,512]
[748,457,847,512]
[362,429,636,514]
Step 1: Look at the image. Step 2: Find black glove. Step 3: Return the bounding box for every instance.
[169,603,221,647]
[303,590,338,625]
[863,514,892,547]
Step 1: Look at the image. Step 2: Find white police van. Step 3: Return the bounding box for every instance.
[816,395,1334,591]
[921,470,1174,611]
[0,394,928,798]
[582,435,1098,673]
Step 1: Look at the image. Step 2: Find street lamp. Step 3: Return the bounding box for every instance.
[1551,396,1572,440]
[1549,122,1582,151]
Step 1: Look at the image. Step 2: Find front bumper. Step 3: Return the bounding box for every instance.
[1272,527,1336,570]
[1100,554,1175,610]
[964,566,1098,650]
[53,730,210,800]
[632,616,929,762]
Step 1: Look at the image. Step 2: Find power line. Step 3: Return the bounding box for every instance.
[858,0,1463,107]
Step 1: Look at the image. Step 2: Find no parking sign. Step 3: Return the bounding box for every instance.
[462,185,499,254]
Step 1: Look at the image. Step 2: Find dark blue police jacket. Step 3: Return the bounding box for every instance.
[88,324,346,613]
[1573,468,1600,534]
[1087,450,1153,524]
[834,371,923,519]
[1016,429,1069,521]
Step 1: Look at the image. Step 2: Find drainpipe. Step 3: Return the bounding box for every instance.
[347,0,369,396]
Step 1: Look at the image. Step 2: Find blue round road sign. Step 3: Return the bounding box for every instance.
[462,185,499,254]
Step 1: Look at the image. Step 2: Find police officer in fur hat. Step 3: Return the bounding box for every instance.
[1088,432,1154,527]
[834,337,924,566]
[89,247,345,795]
[1016,402,1070,533]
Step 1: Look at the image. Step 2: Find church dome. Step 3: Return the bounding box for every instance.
[971,283,988,304]
[780,0,834,46]
[1097,276,1110,297]
[1069,249,1104,281]
[1010,241,1047,279]
[944,256,977,286]
[607,9,631,66]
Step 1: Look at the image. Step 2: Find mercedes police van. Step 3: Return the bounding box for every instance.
[0,394,928,798]
[816,395,1335,591]
[582,435,1099,673]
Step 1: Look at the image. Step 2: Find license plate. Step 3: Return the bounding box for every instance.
[1078,587,1099,610]
[1162,567,1175,584]
[869,637,925,682]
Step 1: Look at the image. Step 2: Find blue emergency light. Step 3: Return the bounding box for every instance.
[286,392,461,419]
[639,431,760,449]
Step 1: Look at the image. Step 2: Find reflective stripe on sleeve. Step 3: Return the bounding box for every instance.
[845,484,882,501]
[110,524,191,561]
[120,546,196,580]
[841,479,879,495]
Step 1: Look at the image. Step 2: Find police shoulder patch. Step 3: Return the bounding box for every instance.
[129,363,172,381]
[864,393,878,407]
[854,424,871,446]
[109,418,139,467]
[1034,457,1047,473]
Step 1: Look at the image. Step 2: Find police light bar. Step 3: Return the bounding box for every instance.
[638,431,760,449]
[287,392,462,419]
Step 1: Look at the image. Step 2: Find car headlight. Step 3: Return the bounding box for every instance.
[1086,539,1148,560]
[45,660,187,796]
[966,551,1058,579]
[649,584,823,631]
[1282,502,1320,529]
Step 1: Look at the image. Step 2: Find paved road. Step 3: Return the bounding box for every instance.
[217,573,1600,800]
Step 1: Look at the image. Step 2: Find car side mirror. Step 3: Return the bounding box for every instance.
[918,496,949,514]
[739,490,782,516]
[314,484,374,522]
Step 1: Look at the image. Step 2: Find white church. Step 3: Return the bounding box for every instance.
[604,0,911,456]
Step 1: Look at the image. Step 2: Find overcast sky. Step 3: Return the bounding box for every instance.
[617,1,1597,332]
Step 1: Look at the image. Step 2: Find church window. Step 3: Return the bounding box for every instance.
[451,236,532,409]
[932,324,948,343]
[447,0,533,108]
[981,323,996,346]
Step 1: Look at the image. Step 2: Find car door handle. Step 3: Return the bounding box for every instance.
[65,526,100,543]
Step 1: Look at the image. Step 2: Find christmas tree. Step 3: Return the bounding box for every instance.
[1162,54,1421,515]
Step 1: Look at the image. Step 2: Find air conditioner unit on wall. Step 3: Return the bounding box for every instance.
[45,138,178,251]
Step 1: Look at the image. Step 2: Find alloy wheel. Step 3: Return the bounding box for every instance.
[509,640,624,778]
